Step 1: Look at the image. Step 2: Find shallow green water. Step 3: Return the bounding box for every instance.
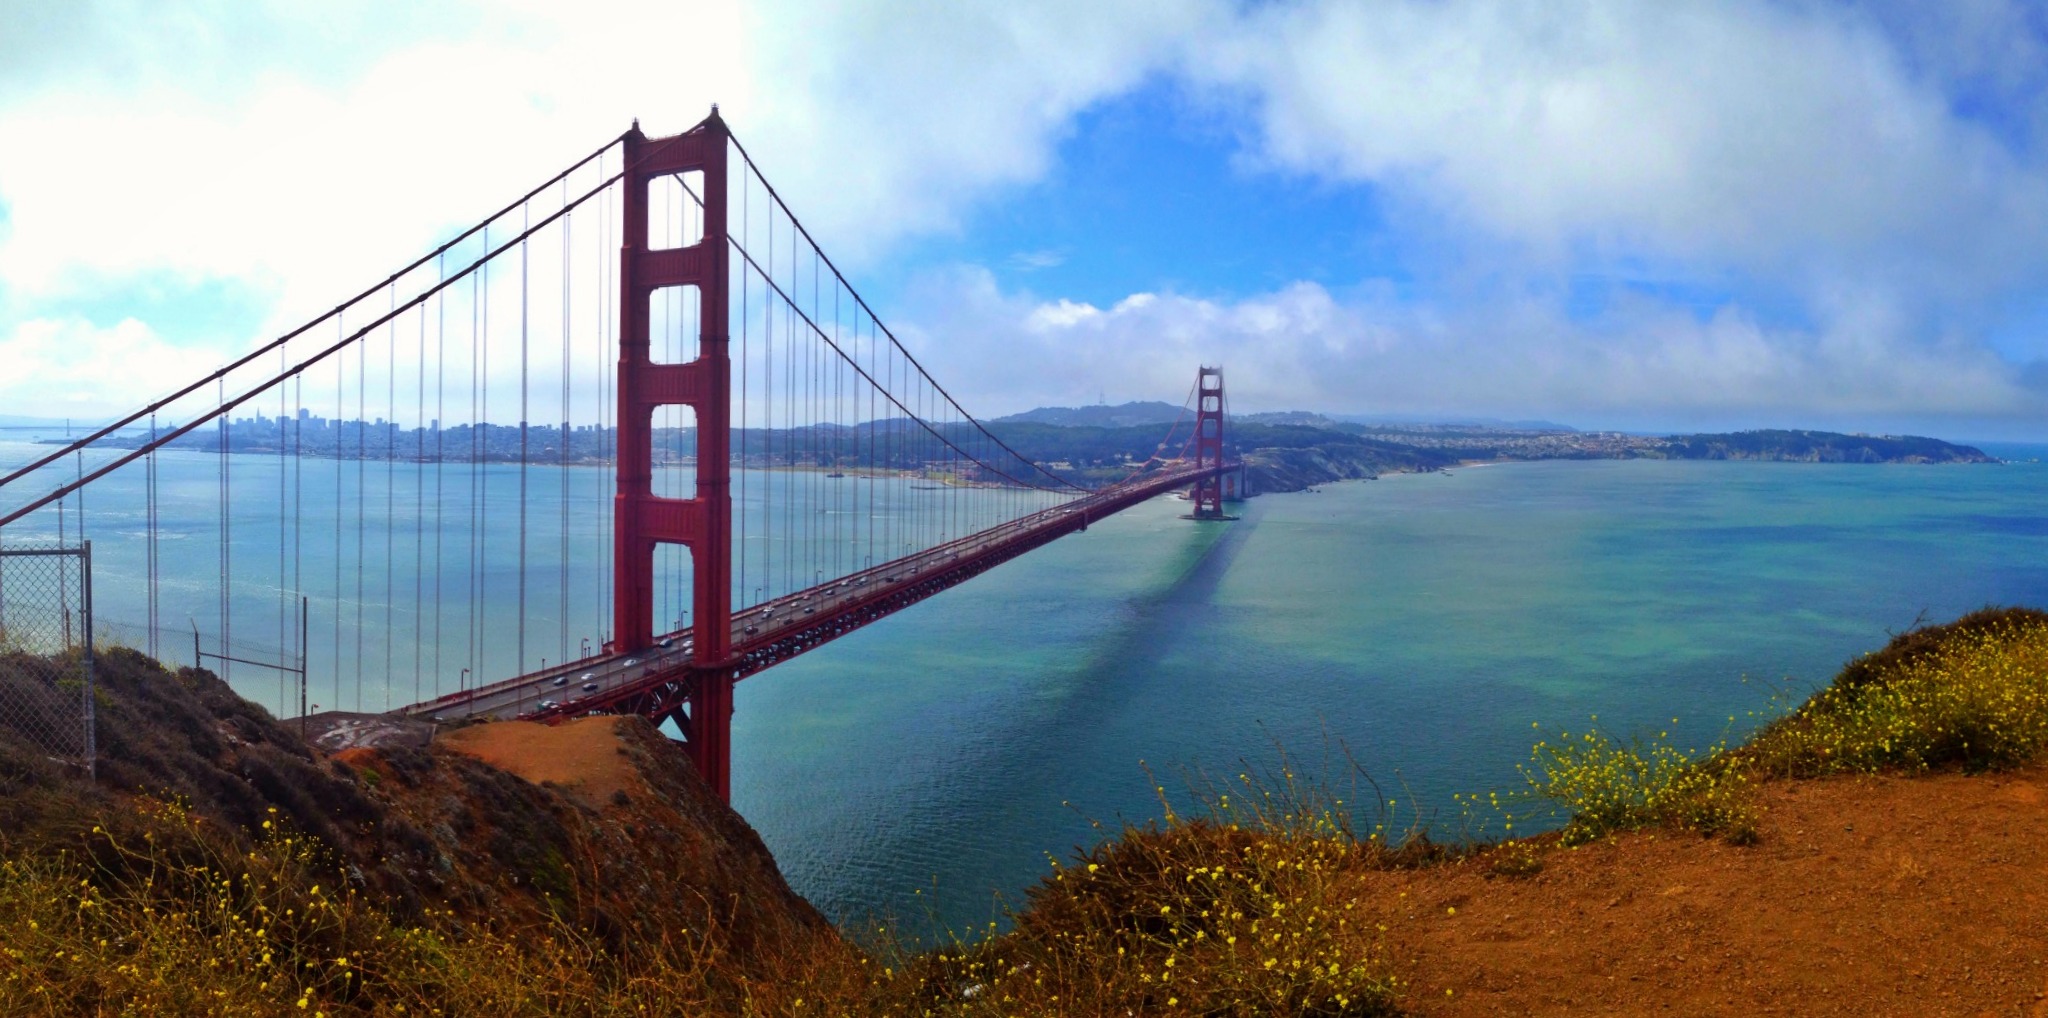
[731,455,2048,934]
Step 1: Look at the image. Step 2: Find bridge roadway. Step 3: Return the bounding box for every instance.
[397,461,1232,724]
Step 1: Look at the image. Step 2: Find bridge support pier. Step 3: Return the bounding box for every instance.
[675,670,732,796]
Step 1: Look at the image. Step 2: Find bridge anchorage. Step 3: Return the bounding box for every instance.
[0,106,1236,803]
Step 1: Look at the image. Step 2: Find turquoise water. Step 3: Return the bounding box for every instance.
[730,454,2048,934]
[10,434,2048,936]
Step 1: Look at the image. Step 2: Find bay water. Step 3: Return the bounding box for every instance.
[731,451,2048,935]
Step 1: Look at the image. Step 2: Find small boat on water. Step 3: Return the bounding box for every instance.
[826,471,846,478]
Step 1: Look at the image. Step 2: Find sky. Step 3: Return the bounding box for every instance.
[5,1,2048,438]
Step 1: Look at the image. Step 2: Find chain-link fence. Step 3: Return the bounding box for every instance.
[0,543,95,776]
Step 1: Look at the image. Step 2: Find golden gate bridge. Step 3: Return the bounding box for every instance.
[0,109,1236,800]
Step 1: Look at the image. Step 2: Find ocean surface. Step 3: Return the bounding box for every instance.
[7,433,2048,936]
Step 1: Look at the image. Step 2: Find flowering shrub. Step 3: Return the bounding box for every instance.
[1510,607,2048,848]
[1746,608,2048,775]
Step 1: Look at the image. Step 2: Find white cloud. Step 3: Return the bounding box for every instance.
[897,266,2040,431]
[1025,299,1103,331]
[1007,250,1065,271]
[0,2,755,328]
[733,0,1215,261]
[0,316,228,417]
[0,0,1211,310]
[1186,0,2048,302]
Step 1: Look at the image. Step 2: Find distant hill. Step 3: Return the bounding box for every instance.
[996,405,1585,433]
[1659,429,1994,464]
[1238,411,1342,428]
[1329,413,1580,432]
[994,401,1185,428]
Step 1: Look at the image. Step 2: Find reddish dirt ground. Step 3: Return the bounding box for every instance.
[437,716,641,806]
[1363,765,2048,1016]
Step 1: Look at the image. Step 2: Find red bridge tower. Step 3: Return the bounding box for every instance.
[613,110,735,798]
[1190,366,1231,520]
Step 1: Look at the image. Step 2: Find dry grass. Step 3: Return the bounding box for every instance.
[0,796,785,1017]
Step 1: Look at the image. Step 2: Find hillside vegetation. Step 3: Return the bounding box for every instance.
[4,609,2048,1014]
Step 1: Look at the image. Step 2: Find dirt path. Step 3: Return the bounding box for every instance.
[1366,765,2048,1016]
[437,716,641,806]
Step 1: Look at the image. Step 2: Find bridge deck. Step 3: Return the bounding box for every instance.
[397,462,1231,724]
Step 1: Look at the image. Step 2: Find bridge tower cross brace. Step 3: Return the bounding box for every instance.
[614,110,735,798]
[1192,366,1227,518]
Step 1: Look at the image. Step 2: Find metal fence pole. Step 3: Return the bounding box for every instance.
[82,540,95,779]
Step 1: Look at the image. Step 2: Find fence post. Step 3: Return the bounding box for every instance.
[82,541,94,779]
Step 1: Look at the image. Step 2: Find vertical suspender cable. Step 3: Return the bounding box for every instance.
[435,251,447,696]
[385,287,396,708]
[590,161,602,645]
[865,317,872,574]
[561,186,572,664]
[882,316,890,562]
[356,305,368,709]
[784,209,794,595]
[763,192,773,604]
[810,252,819,585]
[293,376,302,713]
[596,158,611,645]
[833,282,841,580]
[464,237,475,692]
[334,320,344,710]
[415,296,426,703]
[219,377,229,682]
[478,228,491,686]
[518,200,530,675]
[280,345,289,714]
[146,415,158,660]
